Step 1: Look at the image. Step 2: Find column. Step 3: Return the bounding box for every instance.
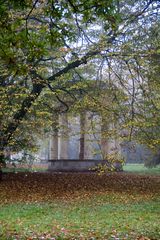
[50,115,59,160]
[101,116,116,160]
[79,111,92,160]
[101,115,123,171]
[50,132,58,160]
[79,112,85,160]
[101,115,108,160]
[59,113,69,159]
[84,112,92,159]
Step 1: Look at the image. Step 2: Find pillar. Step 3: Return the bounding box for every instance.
[101,116,116,159]
[50,132,58,160]
[59,113,69,159]
[101,118,123,171]
[50,115,59,160]
[84,112,92,159]
[79,111,92,160]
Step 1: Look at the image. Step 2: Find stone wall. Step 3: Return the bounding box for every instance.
[48,159,122,172]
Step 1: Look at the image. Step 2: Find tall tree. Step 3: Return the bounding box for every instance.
[0,0,119,173]
[0,0,159,178]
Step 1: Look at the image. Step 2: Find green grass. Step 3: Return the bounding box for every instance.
[123,164,160,175]
[3,163,160,175]
[2,165,47,173]
[0,194,160,239]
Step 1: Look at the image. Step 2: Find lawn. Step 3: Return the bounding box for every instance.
[123,164,160,175]
[0,172,160,239]
[0,196,160,240]
[2,162,160,175]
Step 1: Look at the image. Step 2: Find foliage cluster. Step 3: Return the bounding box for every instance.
[0,0,160,168]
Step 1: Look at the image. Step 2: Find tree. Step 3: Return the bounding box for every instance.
[0,0,159,179]
[100,0,160,167]
[0,0,120,178]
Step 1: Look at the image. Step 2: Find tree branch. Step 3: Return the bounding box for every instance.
[3,49,100,146]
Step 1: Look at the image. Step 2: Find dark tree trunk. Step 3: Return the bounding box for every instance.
[0,169,2,181]
[79,113,85,160]
[79,135,85,160]
[0,153,5,181]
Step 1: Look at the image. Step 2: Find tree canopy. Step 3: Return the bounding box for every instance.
[0,0,160,168]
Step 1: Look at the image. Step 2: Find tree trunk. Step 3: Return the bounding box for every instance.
[0,153,5,181]
[0,170,2,181]
[79,113,85,160]
[84,112,92,159]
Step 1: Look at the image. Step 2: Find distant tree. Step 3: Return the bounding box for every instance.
[90,0,160,167]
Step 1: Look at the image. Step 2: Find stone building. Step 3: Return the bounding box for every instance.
[48,112,120,161]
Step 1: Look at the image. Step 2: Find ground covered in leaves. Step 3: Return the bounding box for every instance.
[0,172,160,239]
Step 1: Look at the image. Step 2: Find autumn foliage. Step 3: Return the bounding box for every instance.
[0,172,159,239]
[0,172,159,204]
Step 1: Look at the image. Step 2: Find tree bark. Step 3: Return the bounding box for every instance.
[0,169,2,181]
[0,153,5,181]
[84,112,92,159]
[79,113,85,160]
[4,82,44,144]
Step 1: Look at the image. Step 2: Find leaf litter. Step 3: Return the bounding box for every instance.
[0,172,159,239]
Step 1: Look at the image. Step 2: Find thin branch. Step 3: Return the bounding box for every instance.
[25,0,39,37]
[55,95,69,113]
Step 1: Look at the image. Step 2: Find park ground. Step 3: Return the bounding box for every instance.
[0,164,160,240]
